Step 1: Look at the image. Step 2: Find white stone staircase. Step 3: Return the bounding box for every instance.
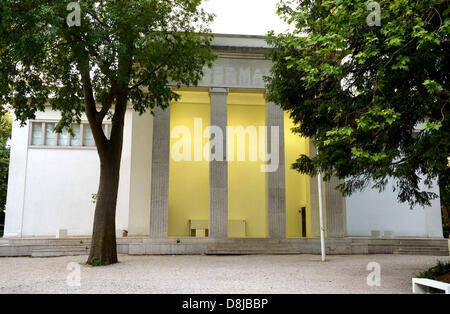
[205,239,301,255]
[31,245,91,257]
[351,238,449,256]
[0,237,448,257]
[0,237,144,257]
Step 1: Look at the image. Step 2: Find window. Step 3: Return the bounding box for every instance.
[70,124,81,146]
[82,125,95,147]
[30,121,111,148]
[45,123,57,146]
[31,123,43,145]
[58,128,69,146]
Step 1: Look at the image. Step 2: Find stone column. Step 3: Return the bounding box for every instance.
[266,102,286,239]
[149,107,171,238]
[209,88,229,238]
[309,142,321,238]
[325,177,346,237]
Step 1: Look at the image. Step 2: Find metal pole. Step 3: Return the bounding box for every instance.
[317,171,326,262]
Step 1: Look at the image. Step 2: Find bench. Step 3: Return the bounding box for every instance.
[189,220,209,238]
[412,278,450,294]
[189,219,246,238]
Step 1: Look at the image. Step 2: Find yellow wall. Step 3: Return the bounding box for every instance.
[168,90,311,239]
[168,90,210,237]
[284,113,311,238]
[227,91,267,238]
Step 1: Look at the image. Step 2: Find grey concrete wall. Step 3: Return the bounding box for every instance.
[266,102,286,239]
[149,107,171,238]
[309,142,320,238]
[198,58,271,89]
[325,177,347,238]
[209,88,229,238]
[308,141,346,238]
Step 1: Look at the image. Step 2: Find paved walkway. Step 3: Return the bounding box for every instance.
[0,254,448,294]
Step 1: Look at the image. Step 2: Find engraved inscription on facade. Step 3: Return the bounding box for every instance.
[200,64,269,88]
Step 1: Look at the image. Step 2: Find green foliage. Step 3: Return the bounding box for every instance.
[416,260,450,280]
[91,193,98,204]
[443,222,449,238]
[0,112,11,213]
[89,256,101,267]
[266,0,449,207]
[0,0,216,131]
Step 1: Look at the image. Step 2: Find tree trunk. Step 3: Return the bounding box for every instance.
[87,151,121,265]
[81,58,129,265]
[86,92,127,265]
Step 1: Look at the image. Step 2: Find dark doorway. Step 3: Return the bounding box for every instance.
[0,211,4,237]
[300,206,307,238]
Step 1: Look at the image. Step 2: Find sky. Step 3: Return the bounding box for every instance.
[200,0,291,36]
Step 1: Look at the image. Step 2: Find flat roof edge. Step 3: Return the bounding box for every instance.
[213,33,269,40]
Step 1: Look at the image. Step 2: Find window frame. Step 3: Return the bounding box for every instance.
[28,120,112,150]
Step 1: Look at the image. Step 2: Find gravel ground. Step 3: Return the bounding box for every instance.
[0,254,448,294]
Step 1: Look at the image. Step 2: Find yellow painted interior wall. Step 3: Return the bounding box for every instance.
[167,89,311,239]
[227,91,267,238]
[284,113,311,238]
[168,90,210,237]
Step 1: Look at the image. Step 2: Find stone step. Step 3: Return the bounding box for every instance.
[282,239,345,244]
[393,246,449,256]
[4,239,89,246]
[213,240,283,245]
[208,243,299,248]
[394,246,448,254]
[395,246,449,251]
[205,249,300,255]
[360,243,448,250]
[47,239,91,245]
[396,246,448,251]
[208,245,299,249]
[3,237,144,247]
[31,245,90,258]
[394,251,449,256]
[208,248,300,253]
[397,242,448,248]
[31,250,89,258]
[32,245,90,251]
[351,238,448,247]
[207,244,302,251]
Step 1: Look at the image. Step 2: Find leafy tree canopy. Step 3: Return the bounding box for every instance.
[0,111,11,213]
[266,0,449,207]
[0,0,215,132]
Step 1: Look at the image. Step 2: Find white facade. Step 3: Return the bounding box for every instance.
[4,108,153,237]
[346,181,443,238]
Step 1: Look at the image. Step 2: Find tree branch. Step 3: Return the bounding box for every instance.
[97,88,115,122]
[128,64,164,91]
[81,71,108,151]
[85,9,108,28]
